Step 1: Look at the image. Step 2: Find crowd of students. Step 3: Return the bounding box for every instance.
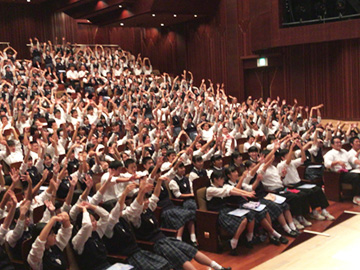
[0,37,360,270]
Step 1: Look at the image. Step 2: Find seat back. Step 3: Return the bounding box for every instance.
[33,205,45,224]
[196,187,208,210]
[222,156,231,166]
[10,162,22,171]
[192,176,210,202]
[203,160,211,169]
[185,164,193,175]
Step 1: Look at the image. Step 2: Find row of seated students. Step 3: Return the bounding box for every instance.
[0,39,360,269]
[0,139,338,270]
[0,165,232,270]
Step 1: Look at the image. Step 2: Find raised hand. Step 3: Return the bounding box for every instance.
[69,175,78,187]
[44,200,56,212]
[84,174,93,189]
[124,183,137,195]
[19,200,31,216]
[9,168,20,184]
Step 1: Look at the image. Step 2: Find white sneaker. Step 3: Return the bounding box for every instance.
[321,209,335,221]
[298,216,312,227]
[353,196,360,206]
[309,210,325,221]
[293,217,305,230]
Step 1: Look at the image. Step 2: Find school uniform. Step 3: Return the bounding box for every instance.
[131,194,198,270]
[104,218,171,270]
[242,173,289,221]
[277,159,329,210]
[6,220,33,261]
[169,174,197,212]
[157,182,195,230]
[27,224,73,270]
[185,122,197,141]
[259,164,310,217]
[207,166,224,179]
[188,167,207,182]
[72,207,110,270]
[104,199,171,270]
[206,184,249,235]
[0,225,15,270]
[225,180,267,224]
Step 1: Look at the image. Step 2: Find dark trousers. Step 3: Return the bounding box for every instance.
[291,182,329,210]
[275,188,310,216]
[340,172,360,195]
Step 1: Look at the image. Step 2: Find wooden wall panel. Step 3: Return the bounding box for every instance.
[0,3,185,76]
[270,40,360,120]
[0,3,51,59]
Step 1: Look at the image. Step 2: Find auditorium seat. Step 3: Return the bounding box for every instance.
[196,187,220,252]
[323,170,353,202]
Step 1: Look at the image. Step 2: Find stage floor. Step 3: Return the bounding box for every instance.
[253,212,360,270]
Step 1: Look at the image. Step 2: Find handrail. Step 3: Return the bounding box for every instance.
[26,43,120,47]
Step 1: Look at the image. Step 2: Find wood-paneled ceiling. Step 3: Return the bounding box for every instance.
[0,0,220,27]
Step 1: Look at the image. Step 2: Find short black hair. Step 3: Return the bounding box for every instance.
[349,136,360,145]
[142,156,153,165]
[166,149,176,157]
[248,146,259,153]
[224,166,237,177]
[244,160,254,168]
[124,158,136,168]
[277,149,289,158]
[148,165,160,175]
[331,136,342,145]
[231,151,241,161]
[192,155,203,163]
[210,154,222,164]
[177,162,185,169]
[210,170,223,181]
[7,140,15,147]
[109,160,123,169]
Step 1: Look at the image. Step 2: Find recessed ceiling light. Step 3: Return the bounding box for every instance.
[152,14,156,17]
[160,23,164,26]
[27,0,31,2]
[194,14,198,18]
[118,5,122,8]
[120,23,124,26]
[173,14,177,17]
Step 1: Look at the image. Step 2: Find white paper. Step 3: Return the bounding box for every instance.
[253,204,266,212]
[307,165,323,169]
[242,203,266,212]
[274,194,286,204]
[227,208,250,217]
[297,184,316,189]
[106,263,134,270]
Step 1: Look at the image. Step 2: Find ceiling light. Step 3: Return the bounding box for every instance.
[173,14,177,17]
[120,23,124,26]
[152,14,156,17]
[194,14,198,17]
[160,23,164,26]
[27,0,31,2]
[118,5,122,8]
